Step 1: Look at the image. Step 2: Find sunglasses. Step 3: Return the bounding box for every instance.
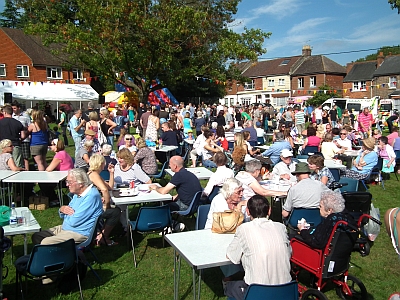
[340,133,347,135]
[125,138,132,141]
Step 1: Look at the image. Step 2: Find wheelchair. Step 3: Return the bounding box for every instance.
[290,214,381,300]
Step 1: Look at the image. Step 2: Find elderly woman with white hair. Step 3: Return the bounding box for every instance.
[297,190,356,249]
[101,143,117,170]
[75,139,94,171]
[204,178,245,230]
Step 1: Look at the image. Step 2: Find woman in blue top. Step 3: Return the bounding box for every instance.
[28,110,49,170]
[342,137,378,180]
[183,112,193,136]
[128,105,136,127]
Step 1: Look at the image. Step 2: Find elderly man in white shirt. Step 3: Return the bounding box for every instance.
[334,129,353,169]
[269,149,298,183]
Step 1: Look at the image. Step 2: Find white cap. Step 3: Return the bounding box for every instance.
[281,149,293,158]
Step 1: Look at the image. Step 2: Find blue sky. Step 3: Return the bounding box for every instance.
[234,0,400,65]
[1,0,400,66]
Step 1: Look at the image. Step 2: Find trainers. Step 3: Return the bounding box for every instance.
[158,227,172,236]
[173,223,185,232]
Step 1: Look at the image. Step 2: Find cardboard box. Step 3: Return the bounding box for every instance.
[29,196,49,210]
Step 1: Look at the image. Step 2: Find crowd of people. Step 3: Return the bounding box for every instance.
[1,99,400,297]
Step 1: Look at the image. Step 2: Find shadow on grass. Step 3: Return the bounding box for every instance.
[3,267,115,300]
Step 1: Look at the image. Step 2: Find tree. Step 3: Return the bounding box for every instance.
[17,0,270,102]
[389,0,400,13]
[306,84,340,107]
[0,0,22,28]
[356,45,400,62]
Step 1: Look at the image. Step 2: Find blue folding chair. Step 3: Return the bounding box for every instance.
[15,239,83,300]
[328,168,340,182]
[76,215,103,281]
[129,205,172,267]
[303,146,319,155]
[243,281,299,300]
[360,158,384,190]
[151,160,169,180]
[338,177,359,193]
[207,185,221,202]
[99,170,110,181]
[195,204,210,230]
[172,191,203,219]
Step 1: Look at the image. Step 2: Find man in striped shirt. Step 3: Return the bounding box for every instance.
[358,107,373,138]
[294,106,305,134]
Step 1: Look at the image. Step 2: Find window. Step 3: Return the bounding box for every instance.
[389,76,397,89]
[280,59,290,66]
[0,64,5,77]
[72,68,83,80]
[310,76,316,87]
[47,67,62,79]
[244,80,255,90]
[279,78,285,86]
[298,77,304,88]
[352,81,366,91]
[17,65,29,77]
[268,79,274,87]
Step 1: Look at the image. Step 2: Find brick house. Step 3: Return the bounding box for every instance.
[290,46,346,97]
[372,55,400,99]
[222,45,346,107]
[0,27,91,83]
[223,56,303,107]
[0,27,98,107]
[343,61,376,98]
[343,53,400,100]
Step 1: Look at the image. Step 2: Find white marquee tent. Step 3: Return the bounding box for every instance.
[0,81,99,111]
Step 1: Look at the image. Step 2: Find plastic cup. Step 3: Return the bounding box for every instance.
[22,210,31,226]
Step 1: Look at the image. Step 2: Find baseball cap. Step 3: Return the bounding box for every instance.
[280,149,293,158]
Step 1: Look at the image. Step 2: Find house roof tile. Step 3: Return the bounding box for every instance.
[291,55,346,76]
[343,61,376,82]
[242,56,302,78]
[373,55,400,76]
[1,27,66,66]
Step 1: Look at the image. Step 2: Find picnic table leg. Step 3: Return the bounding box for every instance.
[173,250,181,300]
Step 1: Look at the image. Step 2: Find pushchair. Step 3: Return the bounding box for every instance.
[290,214,381,300]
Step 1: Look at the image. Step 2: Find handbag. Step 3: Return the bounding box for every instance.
[97,122,108,145]
[382,158,394,173]
[0,206,11,227]
[211,210,244,234]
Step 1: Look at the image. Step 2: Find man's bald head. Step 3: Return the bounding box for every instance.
[170,155,184,170]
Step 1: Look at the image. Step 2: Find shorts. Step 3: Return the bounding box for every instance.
[30,144,48,156]
[21,142,31,159]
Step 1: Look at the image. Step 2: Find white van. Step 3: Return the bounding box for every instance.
[321,97,379,120]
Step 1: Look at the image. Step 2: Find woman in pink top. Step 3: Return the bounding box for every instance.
[302,126,321,154]
[46,139,74,171]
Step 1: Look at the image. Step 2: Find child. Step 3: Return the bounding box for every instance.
[187,129,194,140]
[53,126,61,139]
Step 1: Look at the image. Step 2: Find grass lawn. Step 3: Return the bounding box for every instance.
[1,126,400,299]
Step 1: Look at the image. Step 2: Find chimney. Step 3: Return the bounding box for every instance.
[302,45,312,57]
[346,62,354,74]
[377,52,384,68]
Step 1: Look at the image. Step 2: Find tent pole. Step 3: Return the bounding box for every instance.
[57,102,59,120]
